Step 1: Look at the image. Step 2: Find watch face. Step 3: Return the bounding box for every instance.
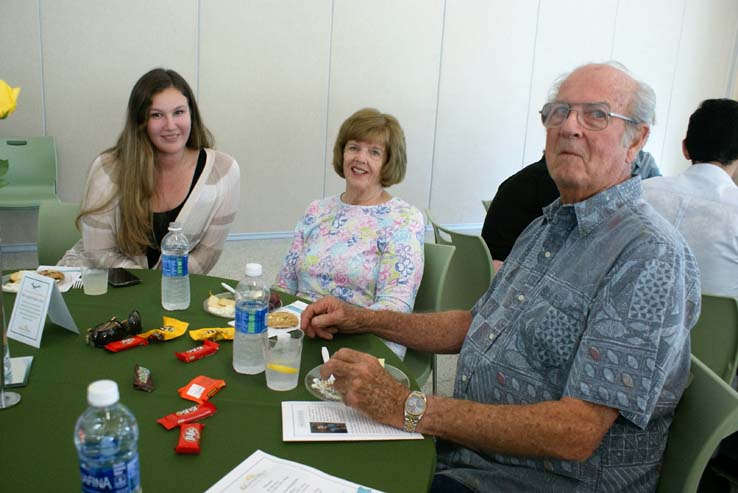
[407,394,426,414]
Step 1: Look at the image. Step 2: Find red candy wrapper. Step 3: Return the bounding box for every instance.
[178,375,226,404]
[105,336,148,352]
[157,402,216,430]
[175,340,220,363]
[175,423,203,454]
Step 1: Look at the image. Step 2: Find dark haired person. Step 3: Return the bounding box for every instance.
[60,68,240,274]
[644,98,738,297]
[275,108,424,360]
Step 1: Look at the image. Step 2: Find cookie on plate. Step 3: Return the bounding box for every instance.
[38,269,65,282]
[267,311,299,328]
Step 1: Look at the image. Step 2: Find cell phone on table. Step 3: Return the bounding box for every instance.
[108,268,141,288]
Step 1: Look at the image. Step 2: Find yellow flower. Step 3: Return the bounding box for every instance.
[0,80,21,119]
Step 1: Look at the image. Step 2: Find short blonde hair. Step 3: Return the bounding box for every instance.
[332,108,407,187]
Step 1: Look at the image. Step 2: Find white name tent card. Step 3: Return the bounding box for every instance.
[7,272,79,348]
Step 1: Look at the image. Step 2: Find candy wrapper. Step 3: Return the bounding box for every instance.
[175,423,204,454]
[86,310,142,347]
[105,336,148,353]
[133,364,155,392]
[175,340,220,363]
[189,327,234,342]
[178,375,226,404]
[139,316,188,342]
[157,402,216,430]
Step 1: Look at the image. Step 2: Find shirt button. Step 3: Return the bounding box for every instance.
[488,333,495,340]
[544,251,551,258]
[461,375,468,382]
[517,294,525,302]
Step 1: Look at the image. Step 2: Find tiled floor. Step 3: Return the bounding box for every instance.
[2,239,458,396]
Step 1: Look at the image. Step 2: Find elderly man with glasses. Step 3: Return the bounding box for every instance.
[301,62,701,492]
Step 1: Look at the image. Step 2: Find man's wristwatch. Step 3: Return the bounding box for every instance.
[403,391,427,432]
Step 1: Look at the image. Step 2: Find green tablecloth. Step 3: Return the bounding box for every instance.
[0,269,436,492]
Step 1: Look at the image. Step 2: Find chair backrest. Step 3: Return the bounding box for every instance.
[37,200,81,265]
[690,294,738,384]
[0,137,58,207]
[427,209,494,311]
[404,243,455,393]
[657,355,738,492]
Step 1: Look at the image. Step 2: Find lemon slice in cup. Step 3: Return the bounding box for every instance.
[266,363,298,374]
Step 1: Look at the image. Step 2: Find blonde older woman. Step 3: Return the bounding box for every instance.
[276,108,425,359]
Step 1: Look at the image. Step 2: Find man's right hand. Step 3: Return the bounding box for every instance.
[300,296,367,340]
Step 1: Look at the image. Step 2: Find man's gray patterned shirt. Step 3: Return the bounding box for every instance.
[438,177,701,492]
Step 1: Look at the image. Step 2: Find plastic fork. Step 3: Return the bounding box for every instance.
[321,346,336,384]
[72,277,84,289]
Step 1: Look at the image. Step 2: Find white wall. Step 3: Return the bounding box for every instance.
[2,0,738,244]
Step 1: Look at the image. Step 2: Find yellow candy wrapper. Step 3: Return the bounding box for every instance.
[139,316,189,342]
[189,327,235,342]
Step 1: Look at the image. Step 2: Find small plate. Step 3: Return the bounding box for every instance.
[305,364,410,401]
[203,292,235,319]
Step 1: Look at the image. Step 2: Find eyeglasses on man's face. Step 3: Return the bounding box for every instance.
[540,102,639,131]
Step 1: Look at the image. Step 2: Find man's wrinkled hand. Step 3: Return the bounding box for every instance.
[300,296,365,340]
[320,348,408,428]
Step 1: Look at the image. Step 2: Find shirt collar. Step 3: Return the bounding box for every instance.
[542,177,643,237]
[686,162,738,186]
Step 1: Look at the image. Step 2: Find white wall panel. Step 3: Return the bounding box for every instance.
[431,0,538,225]
[522,0,618,165]
[325,0,445,213]
[41,0,198,201]
[200,0,332,234]
[660,0,738,176]
[611,0,685,170]
[0,0,44,138]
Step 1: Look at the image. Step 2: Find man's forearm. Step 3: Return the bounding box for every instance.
[418,395,619,462]
[358,309,472,354]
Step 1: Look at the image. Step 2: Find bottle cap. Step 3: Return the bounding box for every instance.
[87,379,120,407]
[168,222,183,232]
[245,263,263,277]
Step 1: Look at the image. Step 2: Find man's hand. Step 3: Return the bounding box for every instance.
[300,296,367,340]
[320,348,408,428]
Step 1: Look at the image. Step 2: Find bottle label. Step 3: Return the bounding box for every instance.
[80,451,140,493]
[162,254,188,277]
[235,305,268,334]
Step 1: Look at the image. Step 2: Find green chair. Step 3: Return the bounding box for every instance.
[37,200,80,265]
[0,137,58,208]
[482,199,492,211]
[690,294,738,385]
[427,209,494,311]
[657,355,738,492]
[405,243,455,395]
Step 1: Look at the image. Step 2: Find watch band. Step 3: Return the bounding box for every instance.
[403,391,427,433]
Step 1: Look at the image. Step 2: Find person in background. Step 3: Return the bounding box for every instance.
[301,62,700,491]
[59,68,240,274]
[482,150,660,271]
[643,98,738,298]
[275,108,424,360]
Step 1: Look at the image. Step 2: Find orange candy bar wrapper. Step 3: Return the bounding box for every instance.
[139,316,188,342]
[104,336,148,352]
[175,340,220,363]
[176,422,204,454]
[157,402,216,430]
[189,327,234,342]
[178,375,226,404]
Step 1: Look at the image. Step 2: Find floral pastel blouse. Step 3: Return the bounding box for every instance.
[275,195,425,358]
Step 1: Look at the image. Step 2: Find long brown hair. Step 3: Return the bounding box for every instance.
[77,68,214,256]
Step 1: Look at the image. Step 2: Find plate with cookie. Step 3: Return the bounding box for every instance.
[203,292,237,319]
[2,266,80,293]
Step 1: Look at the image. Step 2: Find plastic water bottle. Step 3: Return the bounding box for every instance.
[74,380,141,493]
[233,263,270,374]
[161,221,190,310]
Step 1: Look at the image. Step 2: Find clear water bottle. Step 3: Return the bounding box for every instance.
[233,263,270,374]
[74,380,141,493]
[161,221,190,310]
